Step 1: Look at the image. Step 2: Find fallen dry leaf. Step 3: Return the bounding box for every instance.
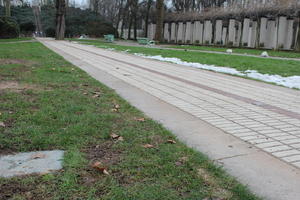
[111,108,118,112]
[92,94,101,98]
[114,104,120,109]
[134,117,145,122]
[167,140,177,144]
[0,122,5,127]
[103,169,110,175]
[117,136,124,141]
[110,133,120,139]
[92,161,109,175]
[31,153,46,159]
[143,144,154,148]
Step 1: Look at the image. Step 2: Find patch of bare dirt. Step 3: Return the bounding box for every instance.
[197,168,233,199]
[0,81,45,93]
[0,176,54,200]
[80,141,125,186]
[0,59,36,66]
[83,141,122,166]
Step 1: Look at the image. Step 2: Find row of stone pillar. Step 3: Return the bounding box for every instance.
[148,16,297,50]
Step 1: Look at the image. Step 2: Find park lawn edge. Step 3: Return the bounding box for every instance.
[0,37,33,42]
[163,44,300,59]
[0,41,260,199]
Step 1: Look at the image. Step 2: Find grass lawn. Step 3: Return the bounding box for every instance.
[0,42,260,199]
[70,39,300,77]
[0,37,33,42]
[164,44,300,59]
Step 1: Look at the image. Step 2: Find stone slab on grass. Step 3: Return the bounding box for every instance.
[0,150,64,178]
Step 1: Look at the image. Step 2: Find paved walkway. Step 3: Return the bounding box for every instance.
[40,38,300,199]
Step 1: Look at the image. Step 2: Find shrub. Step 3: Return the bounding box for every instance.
[86,21,117,37]
[0,17,19,38]
[45,27,55,37]
[20,21,35,35]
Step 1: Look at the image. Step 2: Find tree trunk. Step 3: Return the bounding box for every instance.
[55,0,66,40]
[154,0,164,42]
[5,0,11,17]
[128,15,132,39]
[145,0,152,37]
[296,15,300,51]
[133,13,137,40]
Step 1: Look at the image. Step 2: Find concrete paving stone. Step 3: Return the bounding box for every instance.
[273,135,298,141]
[272,150,300,158]
[230,128,253,134]
[256,141,283,148]
[292,161,300,168]
[233,132,258,137]
[0,150,64,178]
[282,155,300,163]
[264,145,292,153]
[291,143,300,149]
[282,139,300,145]
[265,132,289,137]
[252,127,275,132]
[281,127,300,132]
[248,138,274,145]
[242,135,267,141]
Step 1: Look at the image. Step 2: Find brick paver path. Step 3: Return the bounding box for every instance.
[44,40,300,169]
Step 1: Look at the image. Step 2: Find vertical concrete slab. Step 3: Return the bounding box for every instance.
[199,22,204,44]
[228,19,235,46]
[266,20,277,49]
[259,17,268,48]
[277,16,287,49]
[221,27,227,46]
[192,21,203,44]
[284,19,294,50]
[242,18,250,47]
[203,20,212,45]
[235,21,242,46]
[151,24,156,40]
[147,24,151,39]
[183,23,187,43]
[177,22,184,44]
[190,22,194,44]
[250,20,258,48]
[164,23,169,42]
[170,22,176,43]
[214,20,223,45]
[185,21,192,44]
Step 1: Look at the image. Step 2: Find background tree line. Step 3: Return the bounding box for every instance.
[88,0,298,41]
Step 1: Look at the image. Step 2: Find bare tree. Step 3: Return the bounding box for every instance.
[5,0,11,17]
[154,0,164,42]
[55,0,66,40]
[145,0,153,37]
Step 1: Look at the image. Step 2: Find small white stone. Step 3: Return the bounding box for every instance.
[226,49,233,54]
[261,51,269,57]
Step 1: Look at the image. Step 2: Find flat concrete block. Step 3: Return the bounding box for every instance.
[0,150,64,178]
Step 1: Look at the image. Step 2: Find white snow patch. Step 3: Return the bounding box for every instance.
[261,51,269,57]
[226,49,233,54]
[134,53,300,89]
